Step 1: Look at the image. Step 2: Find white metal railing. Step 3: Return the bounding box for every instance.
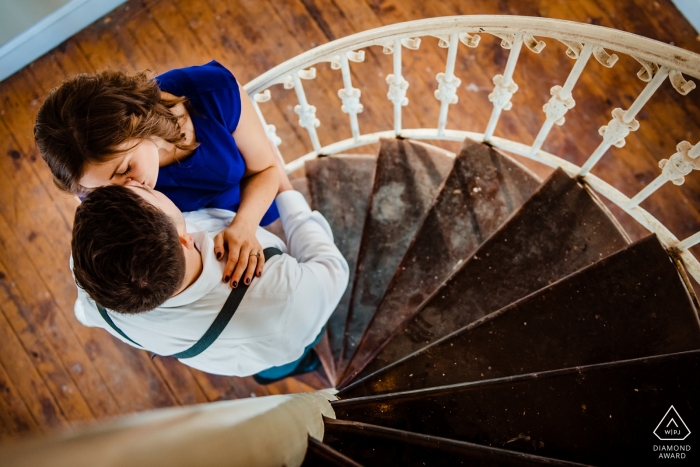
[243,16,700,284]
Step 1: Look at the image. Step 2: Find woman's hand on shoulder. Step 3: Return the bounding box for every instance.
[214,221,264,288]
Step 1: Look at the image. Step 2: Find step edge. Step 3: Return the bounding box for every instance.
[333,348,700,406]
[338,234,679,395]
[324,417,593,467]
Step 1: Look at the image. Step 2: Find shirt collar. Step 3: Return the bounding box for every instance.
[160,231,223,308]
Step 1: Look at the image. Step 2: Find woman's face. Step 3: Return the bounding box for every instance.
[79,138,161,190]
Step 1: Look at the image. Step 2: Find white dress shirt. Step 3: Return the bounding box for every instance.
[73,191,349,376]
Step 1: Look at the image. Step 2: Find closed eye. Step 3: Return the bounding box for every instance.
[116,164,132,177]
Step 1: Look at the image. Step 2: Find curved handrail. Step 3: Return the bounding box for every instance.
[245,16,700,95]
[242,15,700,285]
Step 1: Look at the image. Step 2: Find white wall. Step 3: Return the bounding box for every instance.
[671,0,700,33]
[0,0,73,46]
[0,0,126,82]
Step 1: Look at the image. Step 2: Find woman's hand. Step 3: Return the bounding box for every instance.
[214,220,265,288]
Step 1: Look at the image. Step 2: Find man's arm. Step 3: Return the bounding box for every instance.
[271,175,350,353]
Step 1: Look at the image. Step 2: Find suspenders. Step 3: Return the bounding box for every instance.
[96,247,282,359]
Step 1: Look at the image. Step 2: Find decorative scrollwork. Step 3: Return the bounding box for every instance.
[593,46,618,68]
[493,33,516,49]
[560,40,584,59]
[264,123,282,146]
[634,57,660,82]
[459,32,480,48]
[669,69,696,95]
[433,34,451,48]
[253,89,272,103]
[558,41,617,67]
[382,37,421,54]
[598,108,640,148]
[488,74,518,111]
[494,33,545,52]
[434,72,461,104]
[523,34,546,53]
[659,141,700,186]
[294,103,320,130]
[330,50,365,69]
[433,33,480,49]
[543,85,575,125]
[282,75,294,89]
[339,87,363,114]
[386,74,409,106]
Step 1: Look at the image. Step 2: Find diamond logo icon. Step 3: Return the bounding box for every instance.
[654,406,691,441]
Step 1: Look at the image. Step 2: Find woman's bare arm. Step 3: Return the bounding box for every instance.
[213,83,280,288]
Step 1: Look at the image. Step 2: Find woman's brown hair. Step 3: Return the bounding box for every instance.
[34,69,198,195]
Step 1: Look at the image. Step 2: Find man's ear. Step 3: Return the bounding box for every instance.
[179,233,195,250]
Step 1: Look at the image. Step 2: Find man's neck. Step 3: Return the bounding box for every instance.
[173,243,203,297]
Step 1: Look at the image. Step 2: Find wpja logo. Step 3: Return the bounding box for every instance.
[653,405,691,460]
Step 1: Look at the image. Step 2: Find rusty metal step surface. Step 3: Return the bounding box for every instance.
[301,436,364,467]
[347,168,630,384]
[338,235,700,398]
[305,155,377,371]
[340,139,542,385]
[339,139,454,375]
[333,349,700,466]
[322,418,592,467]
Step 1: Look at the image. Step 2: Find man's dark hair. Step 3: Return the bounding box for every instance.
[72,185,186,314]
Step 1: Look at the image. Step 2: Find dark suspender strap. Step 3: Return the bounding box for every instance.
[96,246,283,359]
[96,302,143,347]
[171,246,282,358]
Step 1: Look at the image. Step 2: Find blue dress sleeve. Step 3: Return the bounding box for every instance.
[156,60,242,133]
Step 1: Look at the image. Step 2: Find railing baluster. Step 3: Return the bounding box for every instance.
[528,43,594,157]
[578,65,670,176]
[387,38,406,136]
[676,230,700,251]
[333,51,365,142]
[434,33,461,136]
[483,33,524,142]
[290,69,322,154]
[385,37,420,136]
[626,140,700,208]
[251,90,282,148]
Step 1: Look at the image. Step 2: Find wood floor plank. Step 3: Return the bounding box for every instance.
[0,350,42,438]
[0,297,68,430]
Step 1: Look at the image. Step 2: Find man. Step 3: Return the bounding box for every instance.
[71,169,349,381]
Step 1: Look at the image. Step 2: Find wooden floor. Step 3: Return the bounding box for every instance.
[0,0,698,441]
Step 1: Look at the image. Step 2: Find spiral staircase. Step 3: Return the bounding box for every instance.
[269,16,700,467]
[3,15,700,467]
[296,137,700,466]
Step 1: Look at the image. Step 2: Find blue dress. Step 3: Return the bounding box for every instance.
[154,61,279,225]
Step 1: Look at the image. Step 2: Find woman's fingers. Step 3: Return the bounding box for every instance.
[242,252,258,286]
[223,246,241,286]
[213,233,226,261]
[230,245,250,288]
[255,252,265,278]
[219,226,266,287]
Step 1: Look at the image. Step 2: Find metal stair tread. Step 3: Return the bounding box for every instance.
[338,234,700,398]
[346,168,631,384]
[341,138,542,385]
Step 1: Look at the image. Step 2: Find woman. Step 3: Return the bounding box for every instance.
[34,61,280,289]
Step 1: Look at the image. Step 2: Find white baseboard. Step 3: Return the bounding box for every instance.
[0,0,126,82]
